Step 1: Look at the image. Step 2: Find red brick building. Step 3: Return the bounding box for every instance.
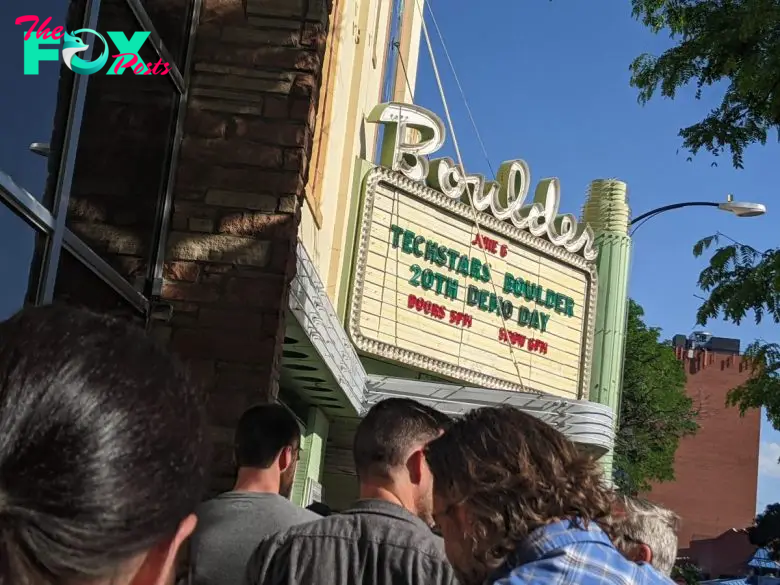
[685,529,756,579]
[645,334,761,551]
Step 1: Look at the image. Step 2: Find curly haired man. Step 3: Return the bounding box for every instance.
[424,405,675,585]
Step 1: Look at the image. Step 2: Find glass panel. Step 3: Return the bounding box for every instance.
[1,0,87,204]
[65,0,179,292]
[0,202,45,321]
[139,0,193,69]
[54,249,144,321]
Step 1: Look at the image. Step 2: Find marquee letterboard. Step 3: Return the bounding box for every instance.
[347,166,598,399]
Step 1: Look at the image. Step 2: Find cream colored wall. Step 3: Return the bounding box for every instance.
[299,0,424,304]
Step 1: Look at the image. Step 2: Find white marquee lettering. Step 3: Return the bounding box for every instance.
[366,102,445,183]
[367,102,597,261]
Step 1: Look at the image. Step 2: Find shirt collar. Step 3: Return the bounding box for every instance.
[486,518,614,582]
[343,498,434,533]
[514,518,613,563]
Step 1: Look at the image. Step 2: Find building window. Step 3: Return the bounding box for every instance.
[65,0,181,293]
[0,0,200,321]
[137,0,194,67]
[3,0,86,207]
[0,203,44,321]
[54,249,144,322]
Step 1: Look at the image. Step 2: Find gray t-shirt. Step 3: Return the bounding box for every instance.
[190,492,319,585]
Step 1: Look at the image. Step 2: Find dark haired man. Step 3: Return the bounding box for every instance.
[245,397,457,585]
[191,404,318,585]
[425,405,674,585]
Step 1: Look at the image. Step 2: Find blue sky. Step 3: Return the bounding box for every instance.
[1,1,778,513]
[411,1,780,513]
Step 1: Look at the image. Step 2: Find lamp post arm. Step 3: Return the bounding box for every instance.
[629,202,720,226]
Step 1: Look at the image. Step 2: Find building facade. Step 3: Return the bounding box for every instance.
[3,0,630,507]
[645,335,761,551]
[686,529,757,580]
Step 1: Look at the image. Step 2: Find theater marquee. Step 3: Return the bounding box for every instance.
[347,103,598,399]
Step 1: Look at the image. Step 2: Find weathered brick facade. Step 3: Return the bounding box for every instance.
[38,0,332,490]
[684,529,755,579]
[163,0,331,487]
[645,350,761,550]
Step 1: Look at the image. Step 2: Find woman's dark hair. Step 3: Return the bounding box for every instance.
[0,305,210,585]
[425,405,613,573]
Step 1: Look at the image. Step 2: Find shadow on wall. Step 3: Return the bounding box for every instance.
[28,0,338,487]
[30,0,334,324]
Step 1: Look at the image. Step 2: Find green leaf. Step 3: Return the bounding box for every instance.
[672,561,703,585]
[750,504,780,561]
[630,0,780,168]
[614,300,698,494]
[692,234,717,257]
[693,239,780,327]
[726,341,780,426]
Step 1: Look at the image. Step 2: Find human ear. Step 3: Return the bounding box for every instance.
[129,514,198,585]
[279,445,297,473]
[406,448,426,485]
[632,543,653,565]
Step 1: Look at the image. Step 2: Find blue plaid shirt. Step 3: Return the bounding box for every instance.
[491,519,675,585]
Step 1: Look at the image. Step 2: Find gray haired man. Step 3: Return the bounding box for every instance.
[605,495,681,576]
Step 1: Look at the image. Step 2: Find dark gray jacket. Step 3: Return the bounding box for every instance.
[244,499,457,585]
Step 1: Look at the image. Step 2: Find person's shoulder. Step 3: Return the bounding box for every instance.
[597,548,676,585]
[280,511,347,537]
[258,510,377,547]
[635,563,677,585]
[192,495,234,532]
[246,511,333,549]
[407,530,450,560]
[194,493,227,513]
[287,501,321,524]
[243,515,332,579]
[196,491,263,512]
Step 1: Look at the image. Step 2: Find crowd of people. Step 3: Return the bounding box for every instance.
[0,305,681,585]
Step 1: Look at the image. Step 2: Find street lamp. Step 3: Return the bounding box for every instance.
[630,195,766,234]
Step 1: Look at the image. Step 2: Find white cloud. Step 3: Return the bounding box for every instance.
[759,442,780,479]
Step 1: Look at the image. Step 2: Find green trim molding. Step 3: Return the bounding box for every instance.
[581,179,632,478]
[292,406,330,507]
[335,157,375,322]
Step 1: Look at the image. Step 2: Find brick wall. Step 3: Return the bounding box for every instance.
[37,0,332,491]
[683,529,755,579]
[163,0,332,488]
[645,350,761,550]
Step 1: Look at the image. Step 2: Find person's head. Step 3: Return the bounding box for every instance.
[353,398,451,526]
[0,304,209,585]
[605,495,680,575]
[234,404,302,498]
[425,405,613,585]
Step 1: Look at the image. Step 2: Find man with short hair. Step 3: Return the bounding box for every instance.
[424,405,674,585]
[605,495,681,576]
[190,404,319,585]
[244,397,457,585]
